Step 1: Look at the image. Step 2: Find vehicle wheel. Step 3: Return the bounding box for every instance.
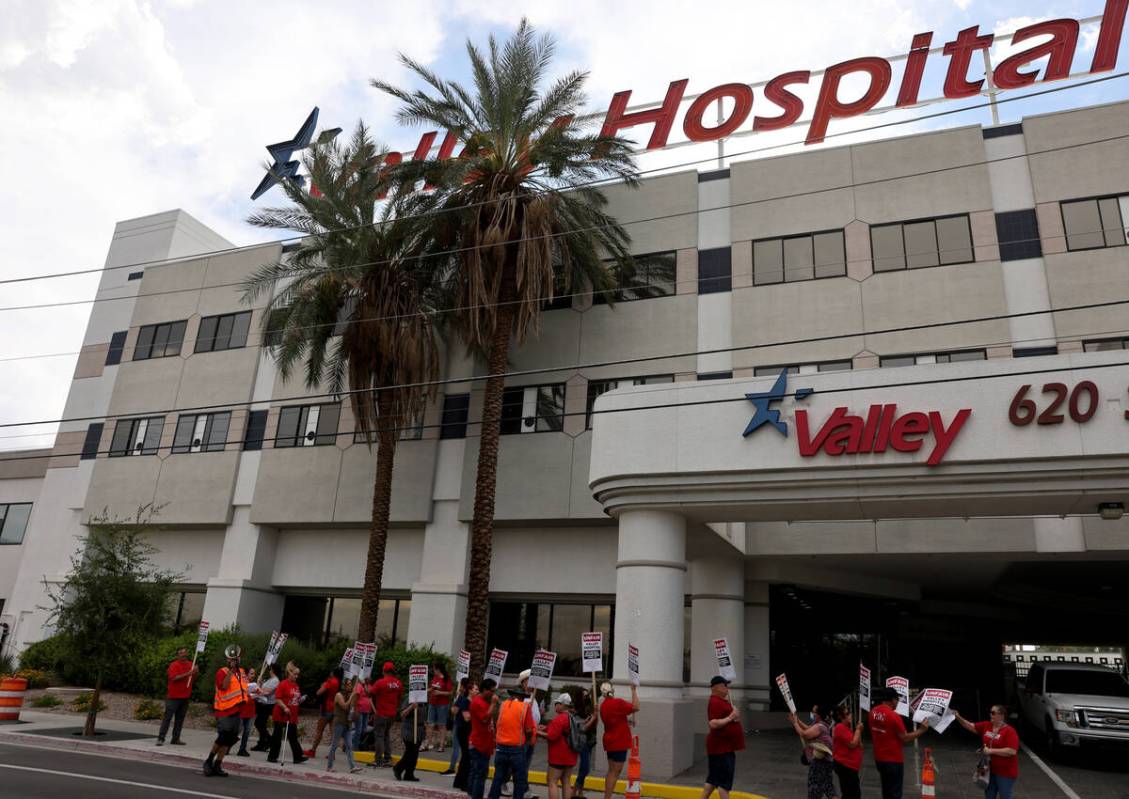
[1044,718,1059,758]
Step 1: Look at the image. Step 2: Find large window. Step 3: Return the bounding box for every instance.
[281,594,411,647]
[880,349,986,368]
[440,393,470,440]
[0,503,32,545]
[351,401,423,443]
[195,311,252,353]
[133,320,187,361]
[753,230,846,285]
[586,375,673,428]
[698,247,732,294]
[172,412,231,453]
[871,215,973,271]
[995,209,1042,261]
[500,384,565,435]
[108,416,165,457]
[594,251,677,304]
[1061,194,1128,251]
[275,403,340,448]
[487,601,614,677]
[166,589,205,633]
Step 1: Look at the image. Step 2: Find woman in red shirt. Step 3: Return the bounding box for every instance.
[544,693,578,799]
[425,661,453,752]
[830,705,864,799]
[953,706,1019,799]
[267,661,308,765]
[599,682,639,799]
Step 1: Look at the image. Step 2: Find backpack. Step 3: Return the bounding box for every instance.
[567,713,586,753]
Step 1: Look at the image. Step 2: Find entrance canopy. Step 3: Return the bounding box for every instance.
[589,352,1129,522]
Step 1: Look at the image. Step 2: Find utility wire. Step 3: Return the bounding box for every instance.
[1,69,1125,289]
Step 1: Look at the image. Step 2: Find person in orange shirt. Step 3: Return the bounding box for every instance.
[203,649,250,777]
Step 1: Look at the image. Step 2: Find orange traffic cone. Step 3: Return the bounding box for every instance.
[921,747,936,798]
[625,736,641,799]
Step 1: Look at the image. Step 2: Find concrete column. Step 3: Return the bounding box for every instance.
[202,507,283,632]
[744,580,772,711]
[613,508,695,780]
[689,557,745,695]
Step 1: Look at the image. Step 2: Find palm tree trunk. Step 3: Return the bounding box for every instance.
[84,671,103,736]
[357,392,398,644]
[463,299,517,681]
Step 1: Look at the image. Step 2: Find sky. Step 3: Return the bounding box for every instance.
[0,0,1126,450]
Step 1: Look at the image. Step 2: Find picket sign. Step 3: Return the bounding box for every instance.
[485,648,508,683]
[859,663,872,712]
[349,643,366,679]
[913,688,954,729]
[361,643,376,680]
[775,673,797,714]
[528,650,557,691]
[408,664,429,704]
[886,676,910,717]
[714,638,737,682]
[455,650,471,685]
[340,648,354,672]
[582,633,603,674]
[627,644,640,686]
[187,621,210,689]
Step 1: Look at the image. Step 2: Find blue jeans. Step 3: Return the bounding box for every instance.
[353,712,369,751]
[328,721,354,769]
[986,774,1016,799]
[469,747,492,799]
[447,725,462,769]
[573,742,594,791]
[488,745,528,799]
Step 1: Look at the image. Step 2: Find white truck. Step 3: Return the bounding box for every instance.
[1018,662,1129,755]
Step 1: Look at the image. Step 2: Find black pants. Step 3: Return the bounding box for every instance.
[833,762,861,799]
[157,698,188,742]
[454,724,471,791]
[268,719,303,762]
[253,703,273,746]
[875,760,904,799]
[398,739,421,777]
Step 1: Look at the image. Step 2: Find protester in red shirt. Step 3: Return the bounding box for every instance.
[370,661,403,767]
[467,678,499,799]
[267,661,308,764]
[156,646,197,746]
[868,688,930,799]
[599,682,639,799]
[544,693,578,799]
[703,676,744,799]
[954,705,1019,798]
[235,666,257,757]
[304,667,342,757]
[425,661,454,752]
[831,704,864,799]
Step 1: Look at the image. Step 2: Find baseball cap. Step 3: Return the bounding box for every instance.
[710,675,730,686]
[554,693,573,706]
[518,669,531,682]
[383,661,395,672]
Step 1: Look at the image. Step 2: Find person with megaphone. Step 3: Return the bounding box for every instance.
[203,644,250,777]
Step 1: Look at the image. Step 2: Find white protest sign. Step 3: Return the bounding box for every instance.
[265,631,278,663]
[340,647,354,671]
[627,644,640,686]
[859,663,872,712]
[408,664,429,704]
[485,648,508,682]
[195,621,210,653]
[912,688,953,726]
[934,708,957,734]
[776,673,797,713]
[714,638,737,682]
[456,650,471,685]
[268,632,288,665]
[350,643,365,679]
[886,676,910,716]
[581,633,603,674]
[528,650,557,691]
[361,643,376,680]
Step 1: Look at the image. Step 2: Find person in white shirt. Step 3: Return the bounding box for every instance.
[251,663,280,752]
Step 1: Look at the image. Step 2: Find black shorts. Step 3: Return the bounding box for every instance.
[215,714,241,747]
[606,749,627,763]
[549,763,574,771]
[706,752,736,791]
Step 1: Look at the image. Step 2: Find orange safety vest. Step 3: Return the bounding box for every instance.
[495,698,530,747]
[214,668,249,712]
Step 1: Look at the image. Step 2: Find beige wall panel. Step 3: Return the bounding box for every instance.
[459,433,573,521]
[1081,516,1129,550]
[569,433,606,519]
[141,528,225,584]
[731,147,854,241]
[202,243,281,288]
[1024,102,1129,202]
[732,188,855,242]
[177,346,259,409]
[48,431,85,470]
[508,309,582,372]
[489,527,616,594]
[853,167,992,224]
[131,258,206,327]
[153,451,239,525]
[249,446,342,524]
[730,279,865,370]
[746,521,878,555]
[851,126,983,182]
[0,450,50,479]
[1036,203,1067,255]
[862,262,1010,354]
[73,345,106,380]
[1044,250,1129,339]
[600,170,698,254]
[676,248,697,295]
[84,456,160,519]
[107,357,184,416]
[270,365,334,402]
[332,439,437,524]
[578,295,697,375]
[271,527,422,590]
[876,518,1035,553]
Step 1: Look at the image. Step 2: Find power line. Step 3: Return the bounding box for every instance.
[2,69,1125,289]
[2,294,1128,432]
[5,356,1129,463]
[3,122,1128,320]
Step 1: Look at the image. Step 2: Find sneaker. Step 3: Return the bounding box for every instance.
[170,740,186,746]
[350,766,364,773]
[303,749,316,757]
[326,763,334,772]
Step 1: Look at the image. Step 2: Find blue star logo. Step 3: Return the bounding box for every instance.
[742,368,813,438]
[250,108,322,200]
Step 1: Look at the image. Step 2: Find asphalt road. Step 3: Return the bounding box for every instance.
[0,740,383,798]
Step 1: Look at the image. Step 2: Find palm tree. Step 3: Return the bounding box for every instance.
[243,122,445,644]
[373,19,651,677]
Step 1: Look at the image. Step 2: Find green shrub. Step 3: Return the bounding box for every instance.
[71,692,107,713]
[0,651,15,676]
[133,697,163,720]
[14,669,50,689]
[32,693,63,708]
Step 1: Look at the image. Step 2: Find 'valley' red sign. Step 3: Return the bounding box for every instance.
[796,405,972,466]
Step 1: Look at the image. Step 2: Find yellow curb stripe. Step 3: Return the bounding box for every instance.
[353,753,768,799]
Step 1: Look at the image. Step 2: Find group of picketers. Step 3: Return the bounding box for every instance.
[788,686,1021,799]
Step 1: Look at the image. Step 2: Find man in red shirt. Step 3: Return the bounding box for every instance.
[599,682,639,799]
[156,646,197,746]
[304,667,342,757]
[467,678,499,799]
[953,705,1019,797]
[701,676,744,799]
[868,687,930,799]
[370,661,403,767]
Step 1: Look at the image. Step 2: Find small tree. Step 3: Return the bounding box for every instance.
[42,507,178,735]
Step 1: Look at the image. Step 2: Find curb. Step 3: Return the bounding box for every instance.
[0,729,462,799]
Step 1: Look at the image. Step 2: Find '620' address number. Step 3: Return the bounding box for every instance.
[1008,381,1100,426]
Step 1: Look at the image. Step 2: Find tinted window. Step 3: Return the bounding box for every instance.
[698,247,732,294]
[439,393,470,440]
[1045,669,1129,697]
